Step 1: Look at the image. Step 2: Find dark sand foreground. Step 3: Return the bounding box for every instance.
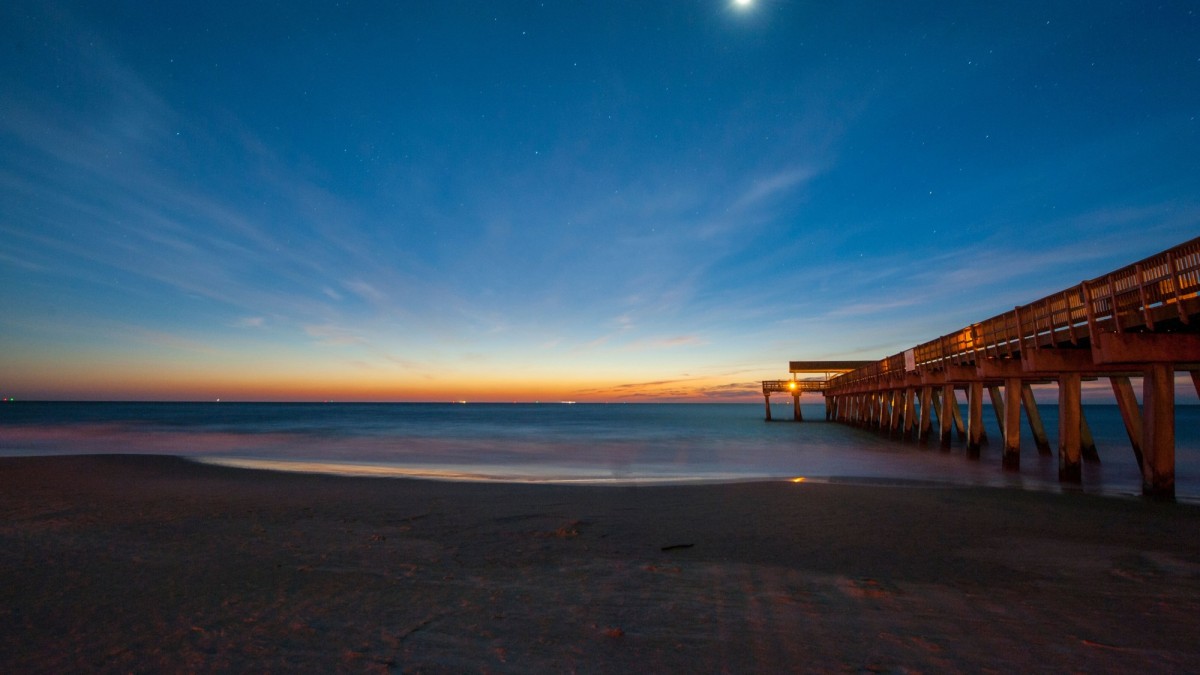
[2,455,1199,673]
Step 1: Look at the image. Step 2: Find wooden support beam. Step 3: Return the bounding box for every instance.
[967,381,984,458]
[1110,376,1144,474]
[1058,373,1083,484]
[1023,348,1092,373]
[1022,347,1136,375]
[1142,363,1176,499]
[1003,377,1022,470]
[918,386,933,444]
[943,365,978,383]
[889,390,902,437]
[1020,383,1051,455]
[1080,408,1100,464]
[951,386,967,441]
[1192,371,1200,400]
[793,394,802,422]
[939,384,955,449]
[988,384,1005,440]
[1094,333,1200,365]
[903,387,918,441]
[764,395,772,422]
[978,359,1024,379]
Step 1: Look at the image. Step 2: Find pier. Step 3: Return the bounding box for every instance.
[762,361,870,421]
[767,237,1200,498]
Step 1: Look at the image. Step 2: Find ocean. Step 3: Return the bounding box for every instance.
[2,401,1197,500]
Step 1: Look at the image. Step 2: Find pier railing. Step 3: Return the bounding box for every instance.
[762,380,827,394]
[831,237,1200,387]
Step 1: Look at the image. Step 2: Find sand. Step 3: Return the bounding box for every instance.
[2,455,1199,673]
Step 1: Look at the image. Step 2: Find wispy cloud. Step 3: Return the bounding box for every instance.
[823,298,924,319]
[233,317,266,329]
[304,324,365,348]
[622,335,705,351]
[694,382,763,399]
[733,166,819,210]
[128,328,217,355]
[344,280,387,305]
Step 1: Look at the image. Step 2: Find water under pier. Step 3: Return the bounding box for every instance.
[766,237,1200,498]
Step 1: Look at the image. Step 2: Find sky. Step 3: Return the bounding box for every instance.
[1,1,1198,402]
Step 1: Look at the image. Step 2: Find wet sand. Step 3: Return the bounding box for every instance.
[2,454,1199,672]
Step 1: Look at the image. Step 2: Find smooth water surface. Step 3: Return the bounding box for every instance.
[2,402,1197,499]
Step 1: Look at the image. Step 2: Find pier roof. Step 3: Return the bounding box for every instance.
[789,361,874,373]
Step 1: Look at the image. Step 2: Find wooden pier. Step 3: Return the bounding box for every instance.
[766,237,1200,498]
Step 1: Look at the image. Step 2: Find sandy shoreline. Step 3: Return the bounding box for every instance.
[2,454,1199,672]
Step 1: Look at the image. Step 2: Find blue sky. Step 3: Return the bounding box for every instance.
[1,1,1198,401]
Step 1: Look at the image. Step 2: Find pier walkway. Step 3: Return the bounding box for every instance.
[767,237,1200,498]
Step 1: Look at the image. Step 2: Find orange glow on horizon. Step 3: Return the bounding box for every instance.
[3,357,773,402]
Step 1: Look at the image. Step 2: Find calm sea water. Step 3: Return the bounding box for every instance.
[2,402,1198,499]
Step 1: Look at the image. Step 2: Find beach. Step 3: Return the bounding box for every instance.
[2,455,1199,672]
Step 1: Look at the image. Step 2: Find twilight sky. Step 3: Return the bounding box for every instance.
[2,1,1198,402]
